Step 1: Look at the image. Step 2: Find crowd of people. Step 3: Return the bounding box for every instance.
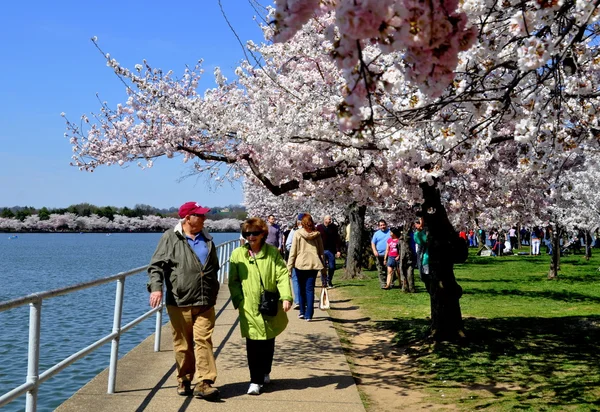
[147,203,347,400]
[457,225,600,257]
[147,201,600,401]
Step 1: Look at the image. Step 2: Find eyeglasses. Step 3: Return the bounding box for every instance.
[242,231,263,238]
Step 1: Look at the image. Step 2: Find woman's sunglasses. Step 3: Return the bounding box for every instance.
[242,231,263,238]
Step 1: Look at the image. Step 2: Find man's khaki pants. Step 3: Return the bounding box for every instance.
[166,305,217,384]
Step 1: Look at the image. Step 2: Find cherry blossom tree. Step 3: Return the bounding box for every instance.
[64,1,600,340]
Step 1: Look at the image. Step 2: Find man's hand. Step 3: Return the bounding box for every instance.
[282,300,292,312]
[149,291,163,308]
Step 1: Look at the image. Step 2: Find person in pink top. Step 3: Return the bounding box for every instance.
[383,228,401,289]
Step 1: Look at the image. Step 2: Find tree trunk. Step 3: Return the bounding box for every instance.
[420,183,466,342]
[548,224,561,279]
[584,229,593,261]
[344,203,366,279]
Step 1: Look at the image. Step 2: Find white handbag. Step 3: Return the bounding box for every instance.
[319,287,330,310]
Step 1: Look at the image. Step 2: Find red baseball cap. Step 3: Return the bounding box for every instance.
[178,202,210,218]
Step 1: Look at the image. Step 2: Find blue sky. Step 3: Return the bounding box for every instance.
[0,1,267,209]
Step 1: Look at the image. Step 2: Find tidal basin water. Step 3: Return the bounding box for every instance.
[0,232,239,412]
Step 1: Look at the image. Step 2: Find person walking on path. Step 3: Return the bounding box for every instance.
[285,213,305,309]
[229,217,293,396]
[266,214,282,250]
[287,213,325,322]
[147,201,221,401]
[371,219,391,289]
[317,215,342,288]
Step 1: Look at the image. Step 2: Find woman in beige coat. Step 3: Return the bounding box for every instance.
[287,213,324,321]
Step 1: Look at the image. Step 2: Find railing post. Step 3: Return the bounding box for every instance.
[154,303,163,352]
[226,241,232,279]
[25,299,42,412]
[108,277,125,394]
[219,244,225,283]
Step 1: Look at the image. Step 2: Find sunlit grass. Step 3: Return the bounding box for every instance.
[334,248,600,411]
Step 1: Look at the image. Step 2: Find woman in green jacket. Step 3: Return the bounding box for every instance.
[228,217,293,396]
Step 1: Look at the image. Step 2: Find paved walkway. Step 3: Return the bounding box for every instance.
[56,288,365,412]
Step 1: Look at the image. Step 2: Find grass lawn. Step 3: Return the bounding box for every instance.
[333,248,600,411]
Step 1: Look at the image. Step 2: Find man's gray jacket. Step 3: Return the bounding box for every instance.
[147,222,220,307]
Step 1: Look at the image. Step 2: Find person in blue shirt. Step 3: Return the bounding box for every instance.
[371,219,391,289]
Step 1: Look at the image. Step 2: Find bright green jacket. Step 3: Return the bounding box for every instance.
[228,243,292,340]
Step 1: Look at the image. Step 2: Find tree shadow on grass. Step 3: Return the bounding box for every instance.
[463,288,600,304]
[378,315,600,410]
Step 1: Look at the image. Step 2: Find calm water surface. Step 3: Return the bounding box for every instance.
[0,232,239,412]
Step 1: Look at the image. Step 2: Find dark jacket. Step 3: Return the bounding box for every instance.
[316,223,341,253]
[147,222,220,307]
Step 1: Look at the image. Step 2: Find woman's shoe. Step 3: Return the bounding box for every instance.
[247,383,262,395]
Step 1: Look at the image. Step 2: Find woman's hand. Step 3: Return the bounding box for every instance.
[282,300,292,312]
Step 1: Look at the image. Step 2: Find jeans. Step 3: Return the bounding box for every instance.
[323,250,336,286]
[296,269,317,320]
[532,238,541,255]
[291,268,300,305]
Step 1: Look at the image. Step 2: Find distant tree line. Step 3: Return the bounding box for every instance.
[0,203,246,221]
[0,203,246,233]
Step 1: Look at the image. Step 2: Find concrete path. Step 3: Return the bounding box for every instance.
[56,288,365,412]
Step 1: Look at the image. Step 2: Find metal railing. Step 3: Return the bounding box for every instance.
[0,238,240,412]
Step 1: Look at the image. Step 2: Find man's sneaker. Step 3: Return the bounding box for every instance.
[327,284,334,289]
[298,314,304,319]
[264,374,271,384]
[293,303,300,309]
[193,381,220,401]
[247,383,262,395]
[177,381,192,396]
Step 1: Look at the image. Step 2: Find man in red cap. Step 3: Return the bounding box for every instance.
[147,201,221,400]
